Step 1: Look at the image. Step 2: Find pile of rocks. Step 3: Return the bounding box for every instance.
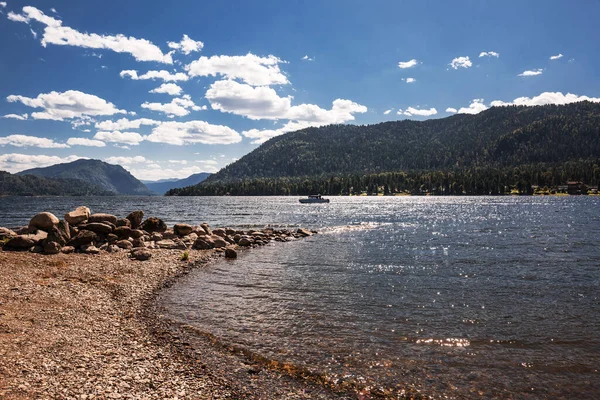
[0,206,315,261]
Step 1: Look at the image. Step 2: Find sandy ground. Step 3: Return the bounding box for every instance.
[0,248,355,399]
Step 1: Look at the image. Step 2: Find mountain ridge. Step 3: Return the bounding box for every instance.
[145,173,211,194]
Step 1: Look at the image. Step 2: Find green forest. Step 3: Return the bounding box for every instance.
[0,171,114,196]
[167,102,600,196]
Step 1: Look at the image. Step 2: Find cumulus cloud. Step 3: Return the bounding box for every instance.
[518,69,543,77]
[398,59,418,69]
[0,134,69,148]
[8,6,173,63]
[550,53,563,60]
[141,95,203,117]
[186,53,289,86]
[3,113,28,120]
[490,92,600,107]
[242,121,315,144]
[446,107,457,113]
[94,118,161,131]
[128,164,218,180]
[119,69,188,82]
[7,90,126,121]
[449,56,472,69]
[146,120,242,145]
[479,51,499,58]
[167,34,203,55]
[399,107,438,117]
[94,130,145,145]
[66,137,106,147]
[458,98,488,114]
[0,153,84,173]
[105,156,148,165]
[149,83,183,96]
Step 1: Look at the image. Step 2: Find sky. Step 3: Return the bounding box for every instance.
[1,0,599,180]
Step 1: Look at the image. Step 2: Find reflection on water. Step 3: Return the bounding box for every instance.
[1,196,599,397]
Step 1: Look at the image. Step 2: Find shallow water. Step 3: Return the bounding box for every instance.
[1,196,599,398]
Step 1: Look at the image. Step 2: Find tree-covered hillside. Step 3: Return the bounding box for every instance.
[0,171,114,196]
[168,102,600,196]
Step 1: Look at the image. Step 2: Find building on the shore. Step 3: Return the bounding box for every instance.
[567,181,587,195]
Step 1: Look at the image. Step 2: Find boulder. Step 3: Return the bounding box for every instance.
[131,248,152,261]
[116,240,133,250]
[225,228,236,236]
[212,237,228,248]
[115,226,133,239]
[82,245,100,254]
[156,239,184,250]
[212,228,226,237]
[29,212,59,231]
[151,233,163,241]
[107,244,120,253]
[43,241,62,254]
[132,237,145,248]
[296,228,313,237]
[162,230,177,240]
[67,230,97,247]
[116,218,131,227]
[174,223,193,236]
[130,229,144,239]
[30,245,44,253]
[69,225,79,238]
[88,213,118,225]
[81,222,113,235]
[15,226,35,235]
[224,247,238,259]
[46,221,71,246]
[64,206,90,225]
[126,210,144,229]
[238,237,253,247]
[140,217,167,233]
[4,235,36,250]
[192,238,213,250]
[200,223,212,235]
[0,227,17,240]
[61,246,75,254]
[107,233,118,243]
[182,232,198,243]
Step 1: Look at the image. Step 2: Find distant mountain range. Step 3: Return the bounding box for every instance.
[167,102,600,196]
[144,173,211,194]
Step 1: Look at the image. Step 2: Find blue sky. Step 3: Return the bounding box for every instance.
[1,0,599,180]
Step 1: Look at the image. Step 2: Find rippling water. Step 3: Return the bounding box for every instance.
[1,196,599,398]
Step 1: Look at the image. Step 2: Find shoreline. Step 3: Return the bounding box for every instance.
[0,244,359,399]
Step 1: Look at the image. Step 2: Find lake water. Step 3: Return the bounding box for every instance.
[1,196,599,398]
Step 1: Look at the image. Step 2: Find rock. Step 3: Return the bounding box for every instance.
[224,247,238,259]
[296,228,313,237]
[107,245,120,253]
[162,230,177,240]
[192,238,213,250]
[213,228,226,237]
[43,241,62,254]
[200,223,212,235]
[238,237,253,247]
[131,248,152,261]
[67,230,97,247]
[16,226,36,235]
[81,222,113,234]
[130,229,144,239]
[4,235,36,250]
[116,218,131,227]
[116,240,133,250]
[212,237,228,248]
[30,245,44,253]
[107,233,118,243]
[156,239,178,249]
[126,210,144,229]
[46,221,71,246]
[226,228,236,236]
[174,223,193,236]
[132,237,145,248]
[29,212,59,231]
[61,246,75,254]
[151,233,163,241]
[88,213,118,225]
[140,217,167,233]
[69,225,79,238]
[233,234,242,243]
[0,227,17,240]
[99,243,109,251]
[64,206,90,225]
[115,226,133,239]
[182,232,198,243]
[82,245,100,254]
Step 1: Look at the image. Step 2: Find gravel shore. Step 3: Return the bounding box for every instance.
[0,248,354,399]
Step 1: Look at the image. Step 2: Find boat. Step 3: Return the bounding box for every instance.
[299,194,330,204]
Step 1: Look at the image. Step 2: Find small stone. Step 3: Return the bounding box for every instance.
[43,241,61,254]
[82,245,100,254]
[238,237,253,247]
[61,246,75,254]
[131,248,152,261]
[116,240,133,250]
[296,228,313,237]
[224,248,238,259]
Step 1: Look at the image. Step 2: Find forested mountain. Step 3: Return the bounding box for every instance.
[18,159,154,196]
[0,171,114,196]
[145,172,210,194]
[168,102,600,196]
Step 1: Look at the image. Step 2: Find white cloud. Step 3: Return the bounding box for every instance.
[479,51,499,58]
[0,134,69,148]
[383,109,392,115]
[141,95,202,117]
[8,6,173,63]
[149,83,183,96]
[168,160,188,165]
[105,156,148,165]
[518,69,543,77]
[445,107,457,113]
[287,99,367,124]
[94,117,161,131]
[7,90,126,121]
[550,53,563,60]
[302,55,314,61]
[404,77,416,83]
[128,164,217,180]
[458,98,488,114]
[490,92,600,107]
[146,120,242,145]
[167,34,203,55]
[0,2,7,8]
[242,121,315,144]
[66,137,106,147]
[119,69,188,82]
[3,113,28,120]
[94,130,145,145]
[0,153,84,173]
[30,28,37,38]
[400,107,438,117]
[398,59,418,69]
[186,53,289,86]
[113,144,130,150]
[449,56,472,69]
[50,7,56,13]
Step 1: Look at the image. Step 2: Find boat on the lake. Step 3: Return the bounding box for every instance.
[299,194,330,204]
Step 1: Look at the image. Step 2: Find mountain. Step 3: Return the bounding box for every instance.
[18,159,154,196]
[167,102,600,196]
[145,173,211,194]
[0,171,114,196]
